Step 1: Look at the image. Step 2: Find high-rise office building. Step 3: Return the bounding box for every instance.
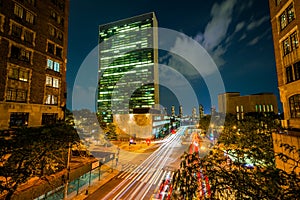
[199,104,204,119]
[269,0,300,129]
[171,105,175,117]
[0,0,69,129]
[98,12,159,123]
[179,105,183,118]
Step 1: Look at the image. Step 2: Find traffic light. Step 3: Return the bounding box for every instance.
[146,139,151,146]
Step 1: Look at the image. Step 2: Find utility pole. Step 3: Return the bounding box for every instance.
[63,142,71,199]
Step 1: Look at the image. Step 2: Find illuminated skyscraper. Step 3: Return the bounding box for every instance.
[171,105,175,117]
[98,12,159,123]
[179,105,183,118]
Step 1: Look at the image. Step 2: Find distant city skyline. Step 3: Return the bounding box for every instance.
[68,0,281,115]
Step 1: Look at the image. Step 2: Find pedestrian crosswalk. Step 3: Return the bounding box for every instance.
[116,163,174,186]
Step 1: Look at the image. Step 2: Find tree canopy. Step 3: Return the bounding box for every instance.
[172,115,300,199]
[0,122,80,200]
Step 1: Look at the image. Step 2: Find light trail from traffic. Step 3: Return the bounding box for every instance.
[101,126,187,200]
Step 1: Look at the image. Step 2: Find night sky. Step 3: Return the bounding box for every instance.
[67,0,281,115]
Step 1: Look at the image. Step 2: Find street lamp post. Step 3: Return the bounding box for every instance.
[63,142,71,200]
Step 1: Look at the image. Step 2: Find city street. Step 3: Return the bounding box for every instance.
[84,126,190,200]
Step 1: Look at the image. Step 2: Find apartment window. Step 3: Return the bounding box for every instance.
[57,16,62,24]
[10,22,35,45]
[279,4,295,31]
[280,12,287,30]
[294,61,300,80]
[53,62,60,72]
[56,46,62,58]
[286,66,293,83]
[0,15,4,32]
[10,45,32,62]
[53,78,59,88]
[6,88,27,102]
[14,4,24,19]
[50,10,57,20]
[236,106,239,112]
[49,26,63,42]
[47,41,62,58]
[46,75,59,88]
[25,11,34,24]
[287,4,295,23]
[49,26,55,37]
[46,76,52,86]
[45,94,58,105]
[47,59,53,69]
[9,112,29,127]
[47,58,60,72]
[8,67,18,79]
[50,9,64,25]
[19,69,29,81]
[20,48,31,62]
[289,94,300,118]
[283,38,291,55]
[24,30,33,43]
[42,113,57,125]
[11,24,22,38]
[290,31,299,50]
[57,31,63,41]
[282,32,299,56]
[8,67,29,82]
[47,42,55,54]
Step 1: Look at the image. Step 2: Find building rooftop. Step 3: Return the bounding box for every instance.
[99,12,156,30]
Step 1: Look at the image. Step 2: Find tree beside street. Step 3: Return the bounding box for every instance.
[172,114,300,199]
[0,123,80,200]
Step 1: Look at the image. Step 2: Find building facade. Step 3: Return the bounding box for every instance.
[269,0,300,173]
[269,0,300,129]
[113,112,170,139]
[0,0,69,129]
[98,12,159,124]
[218,92,278,119]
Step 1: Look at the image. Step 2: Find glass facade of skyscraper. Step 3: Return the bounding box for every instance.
[98,12,159,123]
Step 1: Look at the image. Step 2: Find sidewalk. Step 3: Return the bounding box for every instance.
[70,141,161,200]
[69,164,122,200]
[2,156,97,200]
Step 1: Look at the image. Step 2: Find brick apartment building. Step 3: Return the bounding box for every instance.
[269,0,300,129]
[0,0,69,129]
[269,0,300,173]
